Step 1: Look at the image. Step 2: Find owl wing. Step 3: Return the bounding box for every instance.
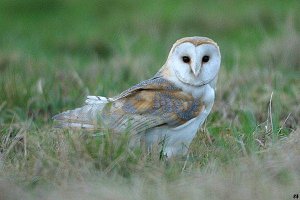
[101,77,205,134]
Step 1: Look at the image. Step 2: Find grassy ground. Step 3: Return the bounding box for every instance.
[0,0,299,199]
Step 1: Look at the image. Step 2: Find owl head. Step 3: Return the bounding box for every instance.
[164,36,221,87]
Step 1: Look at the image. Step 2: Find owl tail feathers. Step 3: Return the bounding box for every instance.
[52,103,106,131]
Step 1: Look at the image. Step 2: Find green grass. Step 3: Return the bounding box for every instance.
[0,0,299,199]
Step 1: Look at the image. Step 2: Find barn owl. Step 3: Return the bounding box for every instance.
[53,36,221,157]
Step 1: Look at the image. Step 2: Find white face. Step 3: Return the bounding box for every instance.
[167,42,221,86]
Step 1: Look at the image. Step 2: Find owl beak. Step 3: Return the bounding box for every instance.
[191,63,201,77]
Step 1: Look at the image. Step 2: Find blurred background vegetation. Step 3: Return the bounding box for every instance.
[0,0,299,199]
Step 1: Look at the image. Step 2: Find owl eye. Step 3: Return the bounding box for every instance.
[182,56,190,63]
[202,55,210,63]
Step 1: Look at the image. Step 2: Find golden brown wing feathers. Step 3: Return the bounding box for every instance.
[100,77,205,134]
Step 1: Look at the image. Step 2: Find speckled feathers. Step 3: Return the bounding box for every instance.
[100,77,205,134]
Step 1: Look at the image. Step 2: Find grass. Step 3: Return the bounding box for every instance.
[0,0,299,199]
